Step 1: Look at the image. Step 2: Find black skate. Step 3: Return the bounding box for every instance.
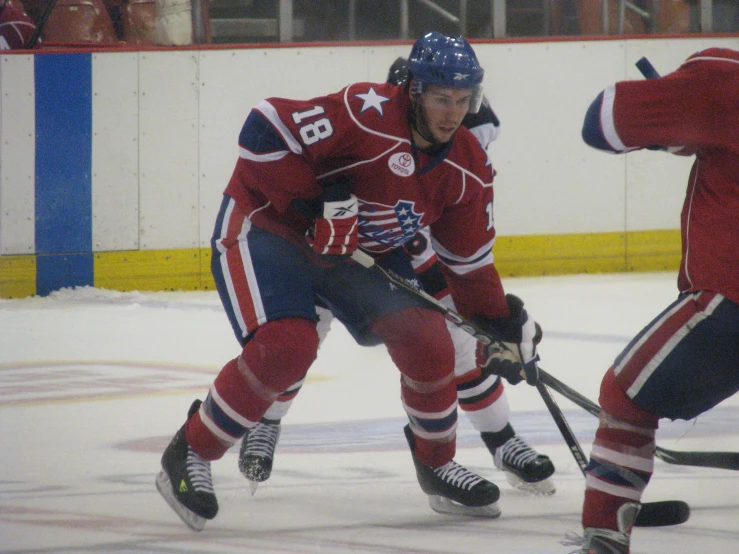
[238,418,281,495]
[493,435,556,495]
[155,400,218,531]
[404,424,500,518]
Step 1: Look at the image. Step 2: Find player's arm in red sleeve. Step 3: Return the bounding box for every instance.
[431,179,541,386]
[233,91,357,213]
[583,48,739,154]
[428,165,506,321]
[230,90,360,257]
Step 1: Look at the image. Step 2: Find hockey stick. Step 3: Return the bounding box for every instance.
[539,371,739,471]
[25,0,60,49]
[535,381,589,475]
[350,250,689,526]
[538,377,690,527]
[635,56,660,79]
[534,381,689,526]
[350,250,739,471]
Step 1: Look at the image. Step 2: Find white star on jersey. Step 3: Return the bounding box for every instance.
[356,88,391,116]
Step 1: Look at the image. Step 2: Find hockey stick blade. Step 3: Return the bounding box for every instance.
[350,250,690,526]
[635,500,690,527]
[539,371,739,471]
[651,447,739,470]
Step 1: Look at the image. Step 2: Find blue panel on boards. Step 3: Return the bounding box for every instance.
[36,252,94,296]
[34,53,93,254]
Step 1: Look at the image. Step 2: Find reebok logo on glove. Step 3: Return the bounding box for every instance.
[331,202,357,218]
[311,195,359,256]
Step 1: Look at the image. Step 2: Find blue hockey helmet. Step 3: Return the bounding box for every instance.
[407,32,484,113]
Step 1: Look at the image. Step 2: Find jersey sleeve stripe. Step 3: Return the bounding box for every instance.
[254,100,304,154]
[600,85,628,151]
[431,236,495,275]
[683,55,739,68]
[238,147,289,162]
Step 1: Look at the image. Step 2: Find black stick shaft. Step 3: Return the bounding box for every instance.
[535,382,588,475]
[350,250,693,526]
[351,250,739,471]
[541,370,739,470]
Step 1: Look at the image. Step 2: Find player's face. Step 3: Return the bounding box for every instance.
[416,85,472,145]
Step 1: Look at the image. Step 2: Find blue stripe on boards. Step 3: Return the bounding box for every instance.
[36,253,94,296]
[34,54,93,294]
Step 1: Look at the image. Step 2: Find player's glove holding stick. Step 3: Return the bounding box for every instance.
[306,181,359,260]
[474,294,542,385]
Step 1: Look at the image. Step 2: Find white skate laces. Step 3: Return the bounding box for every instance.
[433,460,485,490]
[495,435,538,469]
[186,447,214,494]
[239,420,281,494]
[244,421,280,459]
[494,435,556,495]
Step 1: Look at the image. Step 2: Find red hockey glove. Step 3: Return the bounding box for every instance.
[309,184,359,258]
[474,294,542,385]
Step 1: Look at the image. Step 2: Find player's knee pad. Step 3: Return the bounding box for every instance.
[241,317,319,396]
[371,306,455,383]
[599,366,659,429]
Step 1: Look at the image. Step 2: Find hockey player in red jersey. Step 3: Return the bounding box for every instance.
[574,48,739,554]
[238,56,556,500]
[156,32,545,531]
[0,0,36,49]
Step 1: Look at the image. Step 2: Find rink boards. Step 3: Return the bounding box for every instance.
[1,36,737,297]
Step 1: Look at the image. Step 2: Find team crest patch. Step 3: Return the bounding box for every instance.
[388,152,415,177]
[358,199,424,250]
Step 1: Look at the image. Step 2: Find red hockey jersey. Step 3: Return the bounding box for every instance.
[225,81,508,319]
[593,48,739,305]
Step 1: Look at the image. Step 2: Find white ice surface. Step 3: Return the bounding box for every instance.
[1,272,738,553]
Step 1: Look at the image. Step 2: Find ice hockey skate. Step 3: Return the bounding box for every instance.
[565,501,637,553]
[571,528,630,554]
[238,418,281,494]
[492,434,555,495]
[155,400,218,531]
[404,424,501,518]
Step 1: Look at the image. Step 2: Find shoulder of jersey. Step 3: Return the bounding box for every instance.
[685,47,739,65]
[344,82,407,122]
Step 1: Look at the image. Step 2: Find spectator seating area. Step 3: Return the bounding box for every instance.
[5,0,736,48]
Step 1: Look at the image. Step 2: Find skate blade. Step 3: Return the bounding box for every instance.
[428,495,501,518]
[155,470,206,531]
[248,479,259,496]
[504,472,556,496]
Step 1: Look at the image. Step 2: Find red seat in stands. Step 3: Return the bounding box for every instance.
[42,0,118,43]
